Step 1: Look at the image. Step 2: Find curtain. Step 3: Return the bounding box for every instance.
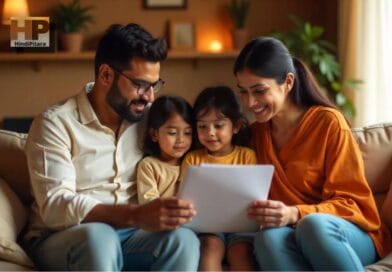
[339,0,392,127]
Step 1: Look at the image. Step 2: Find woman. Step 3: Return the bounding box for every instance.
[233,37,391,270]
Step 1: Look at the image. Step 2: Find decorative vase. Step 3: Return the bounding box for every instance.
[59,32,83,52]
[232,28,249,50]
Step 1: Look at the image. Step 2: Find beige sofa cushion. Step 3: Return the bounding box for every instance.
[0,130,31,205]
[0,260,33,271]
[366,251,392,271]
[0,177,26,242]
[381,184,392,230]
[351,123,392,211]
[0,238,33,268]
[0,177,33,268]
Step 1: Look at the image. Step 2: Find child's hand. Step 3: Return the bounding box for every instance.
[247,200,299,227]
[134,197,196,231]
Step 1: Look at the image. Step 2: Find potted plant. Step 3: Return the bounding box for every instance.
[52,0,94,52]
[227,0,250,49]
[271,15,362,118]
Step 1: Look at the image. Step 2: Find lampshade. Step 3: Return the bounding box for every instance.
[2,0,29,25]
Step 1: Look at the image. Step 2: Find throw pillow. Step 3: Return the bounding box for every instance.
[0,177,33,267]
[0,177,26,240]
[0,238,34,268]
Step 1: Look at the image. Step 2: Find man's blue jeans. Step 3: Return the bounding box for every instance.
[26,223,200,271]
[254,213,377,271]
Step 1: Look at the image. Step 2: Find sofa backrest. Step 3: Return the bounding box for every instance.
[351,123,392,212]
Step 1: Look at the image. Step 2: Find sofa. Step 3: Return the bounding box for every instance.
[0,124,392,271]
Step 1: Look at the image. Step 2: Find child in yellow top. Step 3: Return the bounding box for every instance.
[137,95,194,204]
[182,86,257,271]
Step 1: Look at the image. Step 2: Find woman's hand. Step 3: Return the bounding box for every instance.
[247,200,299,227]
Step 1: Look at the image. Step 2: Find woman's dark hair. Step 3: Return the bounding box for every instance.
[94,23,167,77]
[193,86,251,147]
[143,95,194,157]
[233,37,336,109]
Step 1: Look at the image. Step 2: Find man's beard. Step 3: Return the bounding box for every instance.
[107,81,148,123]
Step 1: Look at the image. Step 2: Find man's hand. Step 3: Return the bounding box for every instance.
[133,197,196,232]
[247,200,299,227]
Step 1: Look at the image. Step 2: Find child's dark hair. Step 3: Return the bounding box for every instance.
[143,95,194,156]
[193,86,251,147]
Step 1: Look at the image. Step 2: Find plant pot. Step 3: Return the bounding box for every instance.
[59,32,83,52]
[232,28,249,50]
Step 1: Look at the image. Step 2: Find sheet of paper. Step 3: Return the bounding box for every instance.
[177,164,274,233]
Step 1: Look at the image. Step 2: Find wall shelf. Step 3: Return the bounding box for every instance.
[168,49,239,59]
[0,51,95,62]
[0,50,239,71]
[0,51,95,71]
[0,49,239,61]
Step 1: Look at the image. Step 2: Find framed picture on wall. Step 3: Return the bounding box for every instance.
[143,0,187,9]
[169,20,195,50]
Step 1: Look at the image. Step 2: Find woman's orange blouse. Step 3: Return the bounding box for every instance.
[250,106,391,258]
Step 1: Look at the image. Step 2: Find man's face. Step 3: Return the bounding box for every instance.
[107,57,160,123]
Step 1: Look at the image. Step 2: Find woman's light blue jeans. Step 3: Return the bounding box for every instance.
[25,223,200,271]
[254,213,377,271]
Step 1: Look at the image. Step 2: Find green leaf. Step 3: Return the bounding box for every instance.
[52,0,94,33]
[335,93,347,106]
[331,81,342,92]
[311,26,324,39]
[341,100,356,119]
[343,79,363,90]
[304,23,312,37]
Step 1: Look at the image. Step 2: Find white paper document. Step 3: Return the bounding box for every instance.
[177,164,274,233]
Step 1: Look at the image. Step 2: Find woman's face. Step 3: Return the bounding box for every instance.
[236,68,292,123]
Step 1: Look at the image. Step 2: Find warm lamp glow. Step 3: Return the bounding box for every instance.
[209,40,223,53]
[2,0,29,25]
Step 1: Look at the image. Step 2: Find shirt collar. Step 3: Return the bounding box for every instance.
[76,82,99,125]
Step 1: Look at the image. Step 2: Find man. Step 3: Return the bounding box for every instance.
[24,23,200,271]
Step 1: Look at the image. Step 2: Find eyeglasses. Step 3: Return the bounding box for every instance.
[109,65,164,95]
